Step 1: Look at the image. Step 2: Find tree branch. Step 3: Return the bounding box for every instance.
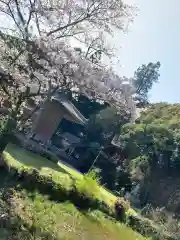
[26,0,35,27]
[14,0,26,26]
[7,3,24,35]
[1,84,11,97]
[35,9,41,35]
[47,14,89,36]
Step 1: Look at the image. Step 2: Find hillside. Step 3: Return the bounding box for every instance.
[0,187,144,240]
[138,103,180,125]
[120,103,180,215]
[0,143,147,240]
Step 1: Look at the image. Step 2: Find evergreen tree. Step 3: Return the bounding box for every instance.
[134,62,161,107]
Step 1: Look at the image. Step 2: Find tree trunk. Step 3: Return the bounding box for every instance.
[0,133,10,152]
[0,117,17,153]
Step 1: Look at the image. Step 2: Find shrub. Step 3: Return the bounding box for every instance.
[126,214,178,240]
[114,197,130,221]
[141,205,180,238]
[74,169,101,200]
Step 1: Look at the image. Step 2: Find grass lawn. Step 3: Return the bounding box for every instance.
[0,188,147,240]
[3,143,118,206]
[0,143,147,239]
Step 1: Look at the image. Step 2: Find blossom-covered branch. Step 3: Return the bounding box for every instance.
[0,0,136,124]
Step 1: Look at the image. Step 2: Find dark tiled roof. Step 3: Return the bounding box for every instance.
[111,134,121,147]
[52,93,88,125]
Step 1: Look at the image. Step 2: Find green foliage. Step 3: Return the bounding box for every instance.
[138,103,180,125]
[78,106,130,190]
[114,103,180,214]
[74,169,101,200]
[127,215,177,240]
[120,104,180,175]
[134,62,161,106]
[85,106,126,145]
[130,156,150,174]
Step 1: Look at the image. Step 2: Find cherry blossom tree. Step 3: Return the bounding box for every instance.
[0,0,137,150]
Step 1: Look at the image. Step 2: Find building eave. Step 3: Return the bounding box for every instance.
[51,95,88,126]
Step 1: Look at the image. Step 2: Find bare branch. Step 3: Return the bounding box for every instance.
[47,14,89,36]
[7,3,24,34]
[14,0,25,26]
[26,0,34,28]
[35,9,41,35]
[85,36,100,58]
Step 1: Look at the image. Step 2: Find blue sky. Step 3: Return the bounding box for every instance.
[113,0,180,103]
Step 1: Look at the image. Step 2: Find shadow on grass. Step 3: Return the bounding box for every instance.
[4,144,69,176]
[0,168,9,187]
[1,165,115,223]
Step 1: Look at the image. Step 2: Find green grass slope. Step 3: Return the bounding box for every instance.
[0,188,146,240]
[3,143,119,206]
[0,143,146,240]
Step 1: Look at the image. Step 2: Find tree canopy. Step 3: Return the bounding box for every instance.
[0,0,136,111]
[119,103,180,179]
[133,62,161,107]
[0,0,137,150]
